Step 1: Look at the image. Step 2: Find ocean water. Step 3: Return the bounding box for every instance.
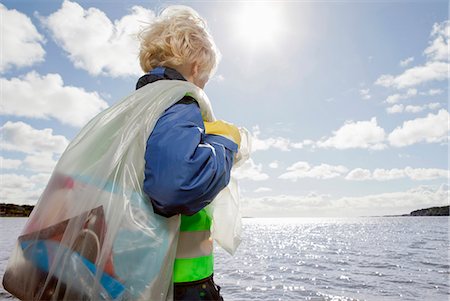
[1,217,448,300]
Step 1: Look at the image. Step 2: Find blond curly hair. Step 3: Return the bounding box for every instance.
[138,6,220,79]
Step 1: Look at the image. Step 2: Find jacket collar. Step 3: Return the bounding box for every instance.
[135,66,187,90]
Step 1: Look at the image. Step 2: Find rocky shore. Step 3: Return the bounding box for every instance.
[409,205,449,216]
[0,203,34,217]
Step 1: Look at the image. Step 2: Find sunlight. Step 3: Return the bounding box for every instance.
[233,3,286,50]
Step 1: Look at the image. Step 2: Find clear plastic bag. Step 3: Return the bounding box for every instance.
[206,127,251,255]
[2,80,248,300]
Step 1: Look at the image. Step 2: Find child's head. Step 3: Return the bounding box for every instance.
[138,5,220,88]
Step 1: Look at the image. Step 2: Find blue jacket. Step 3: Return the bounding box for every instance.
[136,67,238,217]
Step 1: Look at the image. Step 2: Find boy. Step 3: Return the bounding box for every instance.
[137,6,241,300]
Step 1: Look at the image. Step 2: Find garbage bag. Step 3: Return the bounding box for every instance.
[2,80,249,301]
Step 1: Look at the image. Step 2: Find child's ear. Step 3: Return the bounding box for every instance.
[191,61,200,78]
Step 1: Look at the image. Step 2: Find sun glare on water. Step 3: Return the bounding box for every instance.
[233,3,286,51]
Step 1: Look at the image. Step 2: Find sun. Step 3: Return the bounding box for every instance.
[233,3,286,51]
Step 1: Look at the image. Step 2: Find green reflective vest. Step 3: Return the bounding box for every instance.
[173,209,213,283]
[173,93,214,283]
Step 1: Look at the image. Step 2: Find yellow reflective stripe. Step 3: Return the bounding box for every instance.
[176,230,212,259]
[173,254,214,283]
[180,209,211,232]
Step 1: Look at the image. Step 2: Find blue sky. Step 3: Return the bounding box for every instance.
[1,0,448,217]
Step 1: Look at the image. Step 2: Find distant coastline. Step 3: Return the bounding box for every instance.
[1,203,34,217]
[383,205,449,217]
[408,205,449,216]
[1,203,449,217]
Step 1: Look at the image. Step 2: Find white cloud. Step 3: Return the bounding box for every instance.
[303,139,315,146]
[1,174,38,204]
[279,161,348,181]
[345,168,371,181]
[268,160,279,169]
[249,126,316,152]
[241,184,449,217]
[1,174,35,191]
[386,95,401,105]
[250,125,291,152]
[254,187,272,193]
[290,139,315,149]
[0,121,69,154]
[388,109,449,147]
[404,167,449,181]
[252,106,447,152]
[1,71,108,127]
[40,0,155,77]
[359,88,371,100]
[241,193,333,217]
[30,173,52,186]
[258,136,291,151]
[427,102,442,110]
[23,152,58,173]
[212,74,225,82]
[0,156,22,169]
[1,153,57,173]
[346,167,448,181]
[0,4,45,72]
[404,103,441,113]
[375,61,449,89]
[387,103,442,114]
[336,183,448,216]
[232,158,269,181]
[372,168,406,181]
[426,89,443,96]
[399,56,414,67]
[290,142,304,149]
[404,105,423,113]
[317,117,387,150]
[0,172,50,204]
[279,162,449,182]
[387,104,404,114]
[1,152,58,173]
[385,88,417,104]
[375,20,449,89]
[424,20,449,62]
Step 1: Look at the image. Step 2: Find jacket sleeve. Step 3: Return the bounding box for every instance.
[143,102,238,217]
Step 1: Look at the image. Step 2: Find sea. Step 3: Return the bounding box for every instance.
[0,217,448,301]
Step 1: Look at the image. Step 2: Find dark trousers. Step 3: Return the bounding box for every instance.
[174,274,224,301]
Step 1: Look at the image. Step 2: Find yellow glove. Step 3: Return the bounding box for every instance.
[204,120,241,148]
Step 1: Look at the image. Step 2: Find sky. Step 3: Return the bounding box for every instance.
[0,0,449,217]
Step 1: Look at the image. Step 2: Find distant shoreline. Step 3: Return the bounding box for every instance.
[1,203,33,217]
[1,203,449,218]
[381,205,449,217]
[407,205,449,216]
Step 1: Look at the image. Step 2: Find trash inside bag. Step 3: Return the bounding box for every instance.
[2,80,249,301]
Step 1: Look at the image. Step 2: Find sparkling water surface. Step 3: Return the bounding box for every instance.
[1,217,449,300]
